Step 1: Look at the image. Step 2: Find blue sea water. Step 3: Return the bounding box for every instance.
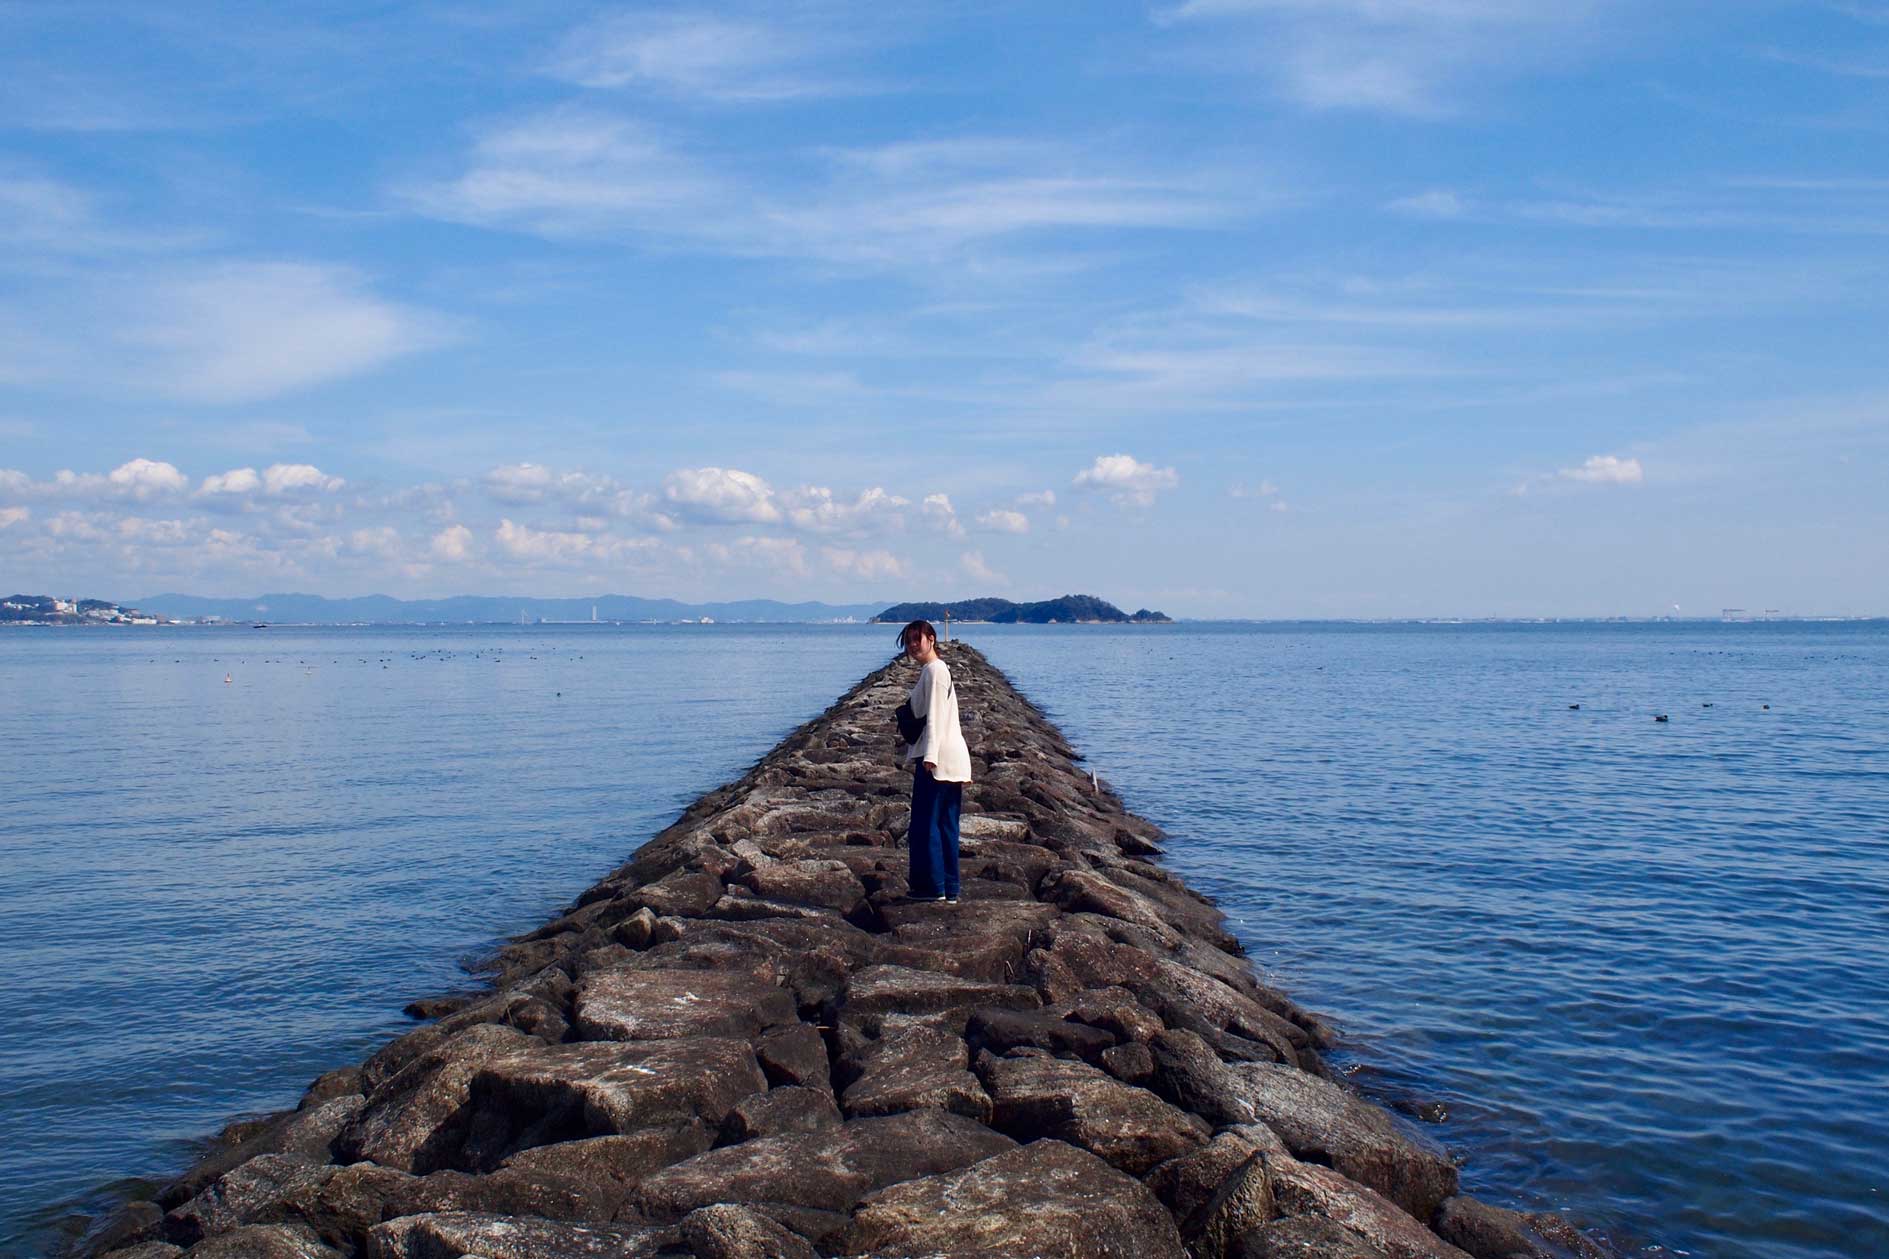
[1,622,1885,1259]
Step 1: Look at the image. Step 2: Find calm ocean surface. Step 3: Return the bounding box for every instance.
[1,622,1885,1259]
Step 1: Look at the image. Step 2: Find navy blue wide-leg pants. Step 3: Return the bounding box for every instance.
[907,764,962,900]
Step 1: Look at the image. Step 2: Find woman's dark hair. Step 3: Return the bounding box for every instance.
[896,619,937,653]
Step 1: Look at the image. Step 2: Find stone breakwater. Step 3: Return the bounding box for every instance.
[80,644,1612,1259]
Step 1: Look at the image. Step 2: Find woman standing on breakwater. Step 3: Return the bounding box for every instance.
[898,619,972,903]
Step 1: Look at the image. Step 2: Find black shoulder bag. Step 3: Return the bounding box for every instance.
[895,677,951,745]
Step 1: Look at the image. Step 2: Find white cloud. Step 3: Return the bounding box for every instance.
[44,509,108,541]
[1229,479,1280,498]
[115,516,191,545]
[107,458,189,499]
[921,493,965,538]
[495,517,595,563]
[121,262,449,404]
[404,110,719,239]
[198,467,262,496]
[961,550,1005,585]
[482,462,674,529]
[546,13,839,102]
[262,463,345,495]
[1559,453,1644,485]
[976,508,1030,534]
[1017,490,1057,508]
[782,485,909,534]
[664,466,781,524]
[1073,453,1181,507]
[0,505,27,528]
[1,460,201,502]
[346,526,403,560]
[707,535,808,576]
[482,462,614,505]
[423,525,469,563]
[775,138,1234,266]
[1064,341,1442,399]
[1386,188,1468,218]
[407,115,1233,268]
[822,546,906,580]
[0,167,195,254]
[1157,0,1615,116]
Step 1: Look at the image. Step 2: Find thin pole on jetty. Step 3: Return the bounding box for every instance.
[74,645,1613,1259]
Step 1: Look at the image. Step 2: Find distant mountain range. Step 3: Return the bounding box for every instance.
[874,595,1170,624]
[136,592,888,624]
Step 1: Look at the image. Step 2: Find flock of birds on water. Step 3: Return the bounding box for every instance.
[1564,701,1772,722]
[154,645,592,700]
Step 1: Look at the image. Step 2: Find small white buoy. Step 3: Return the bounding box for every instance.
[224,673,232,684]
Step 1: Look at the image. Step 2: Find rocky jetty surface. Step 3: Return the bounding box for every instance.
[80,644,1608,1259]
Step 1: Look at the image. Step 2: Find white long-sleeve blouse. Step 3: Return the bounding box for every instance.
[904,658,973,783]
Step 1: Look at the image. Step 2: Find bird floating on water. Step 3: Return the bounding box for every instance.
[1654,714,1670,722]
[1568,703,1581,710]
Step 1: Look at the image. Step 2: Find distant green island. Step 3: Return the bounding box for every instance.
[874,595,1171,625]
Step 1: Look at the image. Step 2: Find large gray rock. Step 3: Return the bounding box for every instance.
[573,969,795,1041]
[1146,1033,1456,1223]
[1062,986,1165,1043]
[1237,1216,1391,1259]
[498,1124,714,1186]
[1036,925,1161,990]
[839,964,1041,1025]
[365,1211,669,1258]
[156,1097,364,1210]
[184,1224,343,1259]
[338,1024,536,1173]
[838,1023,990,1123]
[291,1162,420,1248]
[1187,1153,1275,1259]
[162,1155,336,1245]
[1147,1130,1269,1223]
[1225,1064,1457,1223]
[362,985,570,1095]
[387,1166,626,1225]
[1039,869,1182,945]
[460,1039,765,1169]
[1268,1156,1472,1259]
[966,1006,1119,1062]
[721,1087,842,1141]
[876,900,1061,981]
[752,1024,831,1093]
[1148,1029,1254,1127]
[837,1139,1186,1259]
[85,1201,165,1256]
[1135,959,1312,1068]
[678,1204,817,1259]
[978,1053,1209,1175]
[630,870,726,918]
[737,860,867,913]
[634,1111,1016,1222]
[1432,1196,1615,1259]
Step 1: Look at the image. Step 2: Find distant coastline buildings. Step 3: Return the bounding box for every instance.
[0,595,160,625]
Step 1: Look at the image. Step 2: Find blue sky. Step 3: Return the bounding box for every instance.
[1,0,1885,616]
